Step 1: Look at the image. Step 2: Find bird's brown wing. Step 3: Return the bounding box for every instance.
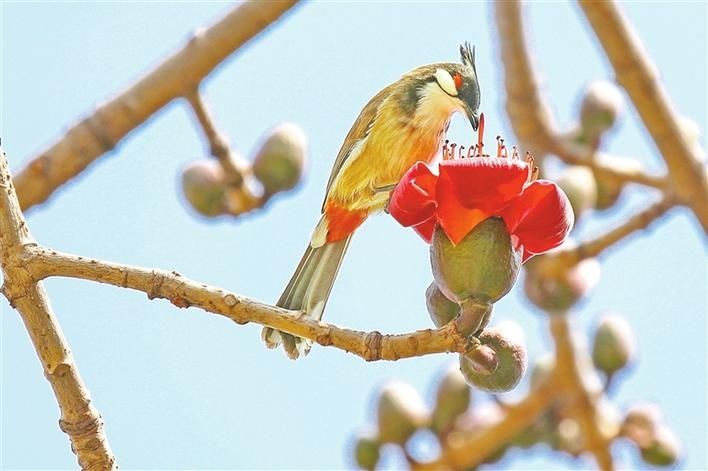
[321,83,396,212]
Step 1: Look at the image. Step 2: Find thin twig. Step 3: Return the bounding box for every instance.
[12,0,299,212]
[419,376,559,470]
[0,149,116,469]
[23,246,471,362]
[549,141,669,190]
[550,314,614,471]
[558,196,674,265]
[184,88,246,185]
[578,0,708,232]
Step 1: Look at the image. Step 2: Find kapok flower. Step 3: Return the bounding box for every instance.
[388,116,574,262]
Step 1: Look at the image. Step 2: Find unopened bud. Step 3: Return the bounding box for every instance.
[425,282,460,328]
[431,364,471,434]
[640,425,681,467]
[557,166,597,222]
[622,403,662,448]
[529,354,555,390]
[524,247,601,312]
[376,381,429,445]
[252,123,307,195]
[592,314,636,375]
[180,160,227,217]
[579,80,623,143]
[459,322,527,392]
[592,154,642,210]
[353,429,381,471]
[430,218,522,306]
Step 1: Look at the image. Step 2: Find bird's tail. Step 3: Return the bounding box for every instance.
[262,231,352,359]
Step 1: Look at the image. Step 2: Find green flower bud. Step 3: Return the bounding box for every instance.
[431,218,521,305]
[592,154,643,210]
[252,123,307,195]
[425,282,460,328]
[353,429,381,471]
[554,418,583,456]
[622,403,662,448]
[529,354,555,390]
[579,80,623,142]
[640,425,681,467]
[592,314,636,375]
[459,322,527,392]
[377,381,429,445]
[524,248,601,312]
[431,364,471,434]
[557,166,597,222]
[181,160,227,217]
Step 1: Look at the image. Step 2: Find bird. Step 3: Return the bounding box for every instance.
[263,43,481,359]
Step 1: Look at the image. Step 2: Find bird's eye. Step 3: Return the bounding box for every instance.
[434,69,459,97]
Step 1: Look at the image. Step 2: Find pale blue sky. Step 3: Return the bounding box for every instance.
[1,1,706,469]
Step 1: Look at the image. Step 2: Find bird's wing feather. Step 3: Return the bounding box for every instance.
[321,83,397,212]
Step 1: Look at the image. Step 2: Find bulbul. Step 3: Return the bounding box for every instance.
[263,43,481,359]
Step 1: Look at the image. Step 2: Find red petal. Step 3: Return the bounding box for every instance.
[388,162,438,228]
[413,218,437,242]
[437,169,491,244]
[499,181,574,258]
[439,158,530,211]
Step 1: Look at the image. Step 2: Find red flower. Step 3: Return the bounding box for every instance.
[388,155,574,262]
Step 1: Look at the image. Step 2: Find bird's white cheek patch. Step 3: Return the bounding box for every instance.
[434,68,458,97]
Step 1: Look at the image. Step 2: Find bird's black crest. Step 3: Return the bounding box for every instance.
[460,42,477,74]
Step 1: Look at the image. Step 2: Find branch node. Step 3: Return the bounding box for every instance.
[364,331,383,361]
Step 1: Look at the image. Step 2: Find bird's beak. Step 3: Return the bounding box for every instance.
[463,103,479,131]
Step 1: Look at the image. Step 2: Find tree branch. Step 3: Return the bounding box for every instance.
[23,246,471,362]
[494,1,675,195]
[0,149,116,469]
[184,88,247,185]
[12,0,299,212]
[419,376,559,470]
[550,314,614,471]
[559,196,674,266]
[578,0,708,232]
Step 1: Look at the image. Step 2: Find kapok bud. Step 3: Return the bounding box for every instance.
[425,282,460,328]
[376,381,429,445]
[430,218,522,306]
[529,354,555,390]
[557,166,597,222]
[180,160,227,217]
[431,364,471,434]
[592,154,643,210]
[524,248,601,312]
[353,429,381,471]
[579,80,624,141]
[640,425,681,467]
[252,123,307,195]
[592,314,636,375]
[622,403,663,448]
[459,322,527,392]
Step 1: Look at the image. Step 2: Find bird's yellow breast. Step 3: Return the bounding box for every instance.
[329,83,460,212]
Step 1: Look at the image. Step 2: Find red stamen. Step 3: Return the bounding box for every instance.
[476,113,485,157]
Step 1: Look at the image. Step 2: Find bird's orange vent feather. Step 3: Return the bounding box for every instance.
[324,202,368,243]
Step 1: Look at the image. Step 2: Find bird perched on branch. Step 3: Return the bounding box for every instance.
[263,43,481,359]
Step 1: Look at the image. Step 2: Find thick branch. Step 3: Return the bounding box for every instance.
[23,247,469,362]
[578,0,708,232]
[0,149,116,469]
[551,314,614,471]
[12,0,299,212]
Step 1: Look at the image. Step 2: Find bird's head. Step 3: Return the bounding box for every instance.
[404,42,481,130]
